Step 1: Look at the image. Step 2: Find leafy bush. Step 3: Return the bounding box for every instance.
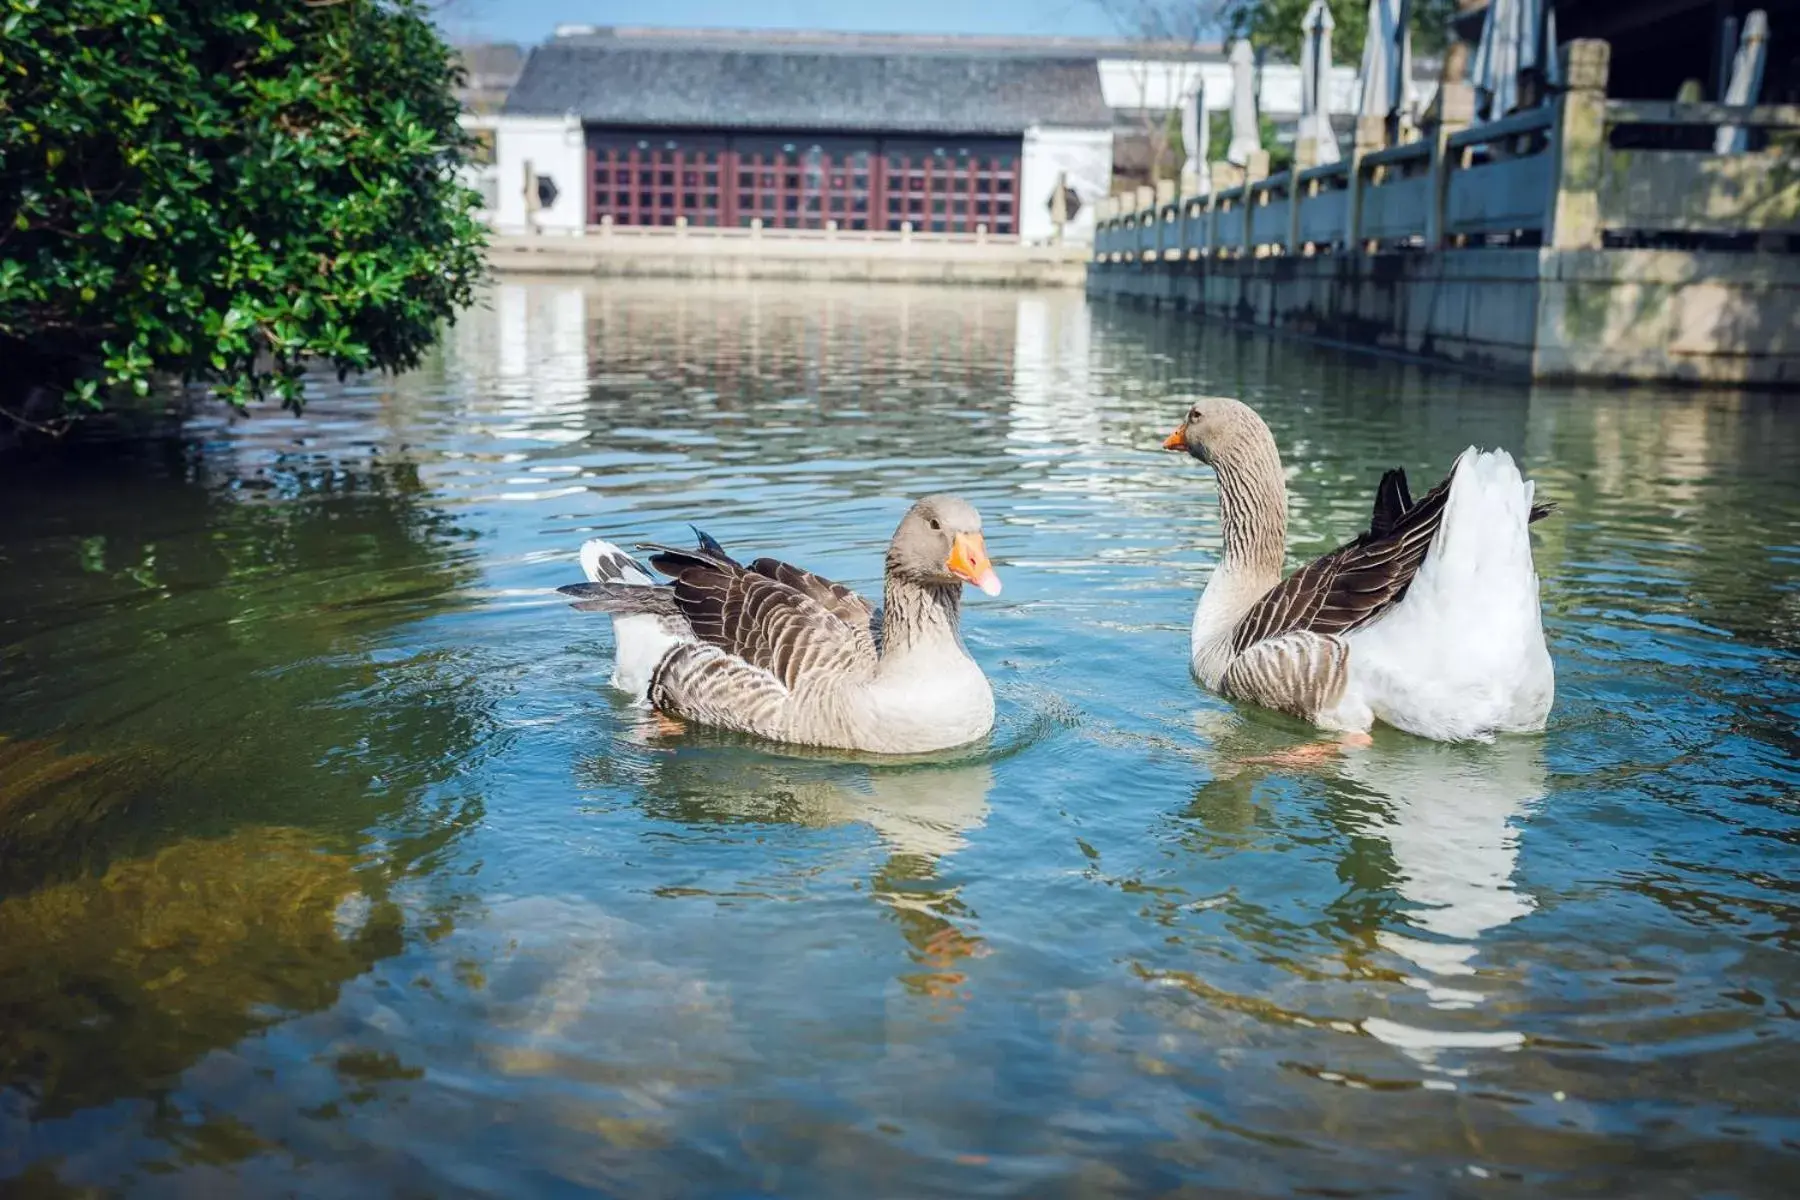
[1224,0,1459,64]
[0,0,486,427]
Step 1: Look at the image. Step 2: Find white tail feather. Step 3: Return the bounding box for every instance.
[581,538,654,586]
[1347,448,1554,740]
[575,538,685,698]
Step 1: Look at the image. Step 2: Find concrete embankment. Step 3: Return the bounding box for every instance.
[1087,249,1800,388]
[485,232,1087,289]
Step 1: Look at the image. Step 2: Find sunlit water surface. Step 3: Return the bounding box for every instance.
[2,281,1797,1197]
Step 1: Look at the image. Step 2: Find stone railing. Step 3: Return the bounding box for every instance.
[1093,39,1800,263]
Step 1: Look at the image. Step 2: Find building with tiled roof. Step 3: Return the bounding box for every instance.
[492,26,1117,243]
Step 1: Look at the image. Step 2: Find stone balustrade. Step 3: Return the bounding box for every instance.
[1091,41,1799,265]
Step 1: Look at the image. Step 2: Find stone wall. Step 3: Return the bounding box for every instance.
[1087,250,1800,387]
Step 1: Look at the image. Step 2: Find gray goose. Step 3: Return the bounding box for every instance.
[558,496,1002,754]
[1161,396,1556,742]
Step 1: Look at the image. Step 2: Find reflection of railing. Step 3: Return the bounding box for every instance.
[1093,38,1799,264]
[584,216,1021,246]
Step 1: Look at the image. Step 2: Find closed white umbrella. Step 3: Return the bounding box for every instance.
[1182,78,1209,190]
[1227,39,1262,166]
[1716,10,1770,154]
[1359,0,1413,130]
[1474,0,1560,121]
[1300,0,1342,164]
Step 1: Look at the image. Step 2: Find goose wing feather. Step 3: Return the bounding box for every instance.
[1233,473,1455,654]
[642,545,877,689]
[745,557,877,648]
[649,643,792,736]
[556,580,680,616]
[1222,630,1351,720]
[1234,462,1559,655]
[1368,468,1414,539]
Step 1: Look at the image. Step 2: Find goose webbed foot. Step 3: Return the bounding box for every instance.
[1238,729,1372,770]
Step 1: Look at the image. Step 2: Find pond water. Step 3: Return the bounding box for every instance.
[1,280,1797,1197]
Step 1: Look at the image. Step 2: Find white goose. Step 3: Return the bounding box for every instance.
[558,496,1002,754]
[1161,396,1555,742]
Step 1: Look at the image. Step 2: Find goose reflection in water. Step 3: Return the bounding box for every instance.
[1196,711,1545,1065]
[580,730,995,1004]
[1332,735,1545,1067]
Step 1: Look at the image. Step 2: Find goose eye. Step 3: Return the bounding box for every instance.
[928,519,941,531]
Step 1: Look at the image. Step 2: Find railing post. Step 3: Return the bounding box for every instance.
[1134,186,1155,263]
[1345,119,1384,253]
[1241,152,1269,255]
[1424,82,1475,250]
[1155,179,1176,259]
[1208,162,1236,256]
[1286,174,1305,255]
[1545,39,1612,251]
[750,216,763,240]
[1286,136,1320,255]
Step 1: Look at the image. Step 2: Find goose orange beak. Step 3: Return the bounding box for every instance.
[946,532,1002,597]
[1162,427,1188,452]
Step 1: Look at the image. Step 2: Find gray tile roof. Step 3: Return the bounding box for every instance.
[503,41,1112,134]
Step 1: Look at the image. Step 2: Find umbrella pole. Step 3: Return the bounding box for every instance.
[1388,0,1414,145]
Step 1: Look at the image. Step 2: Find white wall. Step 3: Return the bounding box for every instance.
[457,113,501,224]
[493,115,586,234]
[1019,126,1114,245]
[1100,56,1386,118]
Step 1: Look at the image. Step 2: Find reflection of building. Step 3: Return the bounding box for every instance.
[500,27,1113,243]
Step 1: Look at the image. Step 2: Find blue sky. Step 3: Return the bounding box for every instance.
[440,0,1122,46]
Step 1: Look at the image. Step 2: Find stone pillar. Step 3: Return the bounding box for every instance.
[750,216,763,240]
[1545,40,1611,251]
[1287,141,1320,256]
[1287,172,1309,256]
[1241,153,1269,255]
[1425,82,1475,250]
[1354,116,1387,155]
[1154,180,1177,259]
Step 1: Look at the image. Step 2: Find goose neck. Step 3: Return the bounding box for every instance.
[1212,444,1288,588]
[879,573,965,667]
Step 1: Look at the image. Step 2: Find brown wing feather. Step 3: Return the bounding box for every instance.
[1232,472,1456,655]
[1369,468,1414,539]
[745,557,876,641]
[648,554,876,690]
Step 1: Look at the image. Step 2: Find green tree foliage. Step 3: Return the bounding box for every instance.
[1225,0,1460,62]
[0,0,486,424]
